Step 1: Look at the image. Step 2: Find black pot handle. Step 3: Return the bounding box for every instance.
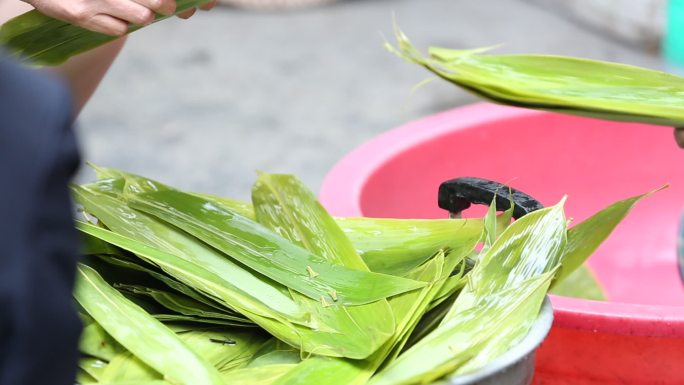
[438,177,544,219]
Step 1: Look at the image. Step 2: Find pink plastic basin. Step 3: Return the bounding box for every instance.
[320,103,684,384]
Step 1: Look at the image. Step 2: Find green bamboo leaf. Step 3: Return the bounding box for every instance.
[152,314,252,327]
[90,165,169,195]
[555,188,663,285]
[549,264,605,300]
[251,172,397,359]
[99,352,160,383]
[246,339,302,368]
[81,232,121,255]
[252,173,369,270]
[247,350,302,368]
[482,195,515,251]
[0,0,213,65]
[115,284,252,324]
[449,275,552,377]
[427,260,468,311]
[390,29,684,126]
[128,189,426,305]
[382,250,469,365]
[76,368,97,384]
[96,254,236,316]
[175,329,267,373]
[90,381,170,385]
[483,197,499,249]
[74,264,225,385]
[445,200,566,320]
[79,321,125,361]
[192,192,256,219]
[335,217,483,276]
[79,357,109,381]
[370,272,553,385]
[88,164,256,217]
[219,364,297,385]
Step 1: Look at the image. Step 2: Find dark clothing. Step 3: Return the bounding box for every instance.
[0,55,81,385]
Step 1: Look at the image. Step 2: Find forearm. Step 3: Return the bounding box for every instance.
[48,37,127,114]
[1,0,126,115]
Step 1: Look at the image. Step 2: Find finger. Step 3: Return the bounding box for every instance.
[103,0,155,26]
[199,0,218,11]
[83,14,129,36]
[674,127,684,148]
[131,0,176,16]
[176,8,197,19]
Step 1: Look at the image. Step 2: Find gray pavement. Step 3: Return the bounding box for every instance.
[76,0,664,200]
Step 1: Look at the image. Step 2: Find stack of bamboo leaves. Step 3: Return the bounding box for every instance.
[74,166,653,385]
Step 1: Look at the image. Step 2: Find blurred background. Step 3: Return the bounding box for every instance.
[75,0,669,200]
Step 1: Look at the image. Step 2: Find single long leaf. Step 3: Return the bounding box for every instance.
[554,188,662,285]
[252,173,369,270]
[247,351,301,368]
[74,264,225,385]
[76,369,97,384]
[79,321,125,361]
[549,264,605,300]
[79,357,109,381]
[220,364,297,385]
[336,217,484,276]
[99,352,160,383]
[252,173,397,359]
[115,284,252,324]
[444,200,566,320]
[175,329,267,373]
[89,381,170,385]
[96,254,237,316]
[246,339,301,368]
[449,275,552,377]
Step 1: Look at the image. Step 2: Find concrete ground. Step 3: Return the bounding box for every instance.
[76,0,664,201]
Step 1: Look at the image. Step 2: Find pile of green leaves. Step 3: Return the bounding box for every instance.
[74,166,654,385]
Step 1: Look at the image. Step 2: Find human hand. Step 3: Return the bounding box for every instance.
[21,0,217,36]
[21,0,175,35]
[177,0,216,19]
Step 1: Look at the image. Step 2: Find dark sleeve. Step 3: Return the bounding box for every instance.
[0,55,82,385]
